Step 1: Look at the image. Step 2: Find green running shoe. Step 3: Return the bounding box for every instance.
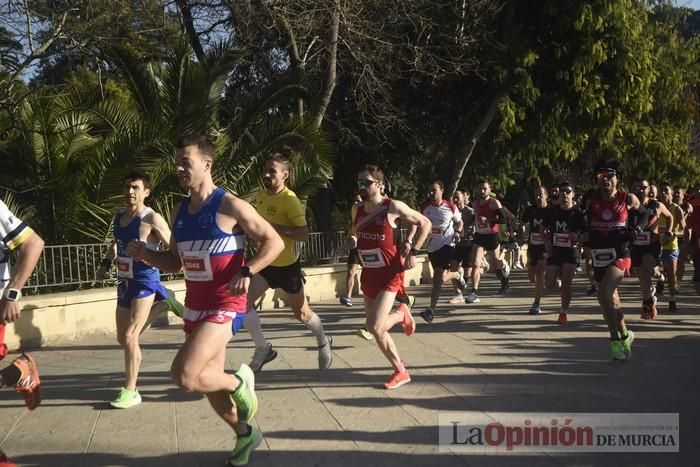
[406,295,416,311]
[231,364,258,423]
[228,426,263,466]
[622,329,635,360]
[110,387,142,409]
[609,340,627,362]
[162,288,184,318]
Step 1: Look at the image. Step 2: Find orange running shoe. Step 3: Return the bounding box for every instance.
[13,353,42,411]
[557,313,567,325]
[384,369,411,389]
[400,304,416,336]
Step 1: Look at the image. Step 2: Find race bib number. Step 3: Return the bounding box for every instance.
[430,227,443,236]
[529,232,545,245]
[633,231,651,246]
[358,248,387,268]
[476,219,491,234]
[181,250,214,281]
[553,233,571,248]
[591,248,617,268]
[116,257,133,279]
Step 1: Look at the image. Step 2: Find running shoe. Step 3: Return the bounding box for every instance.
[356,327,373,340]
[669,299,678,313]
[448,294,465,304]
[557,313,567,325]
[339,296,352,307]
[0,450,16,467]
[231,364,257,423]
[622,330,635,360]
[498,279,510,294]
[406,295,416,311]
[586,285,597,296]
[528,303,541,315]
[228,426,263,466]
[401,304,416,336]
[419,309,434,323]
[384,369,411,389]
[455,272,467,291]
[163,288,184,318]
[466,292,480,304]
[110,387,142,409]
[13,353,41,410]
[318,335,333,370]
[249,343,278,374]
[609,340,627,361]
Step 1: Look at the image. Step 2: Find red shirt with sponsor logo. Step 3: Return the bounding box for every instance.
[354,198,404,280]
[587,190,630,256]
[474,197,500,234]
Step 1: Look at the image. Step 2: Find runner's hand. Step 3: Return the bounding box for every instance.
[229,273,250,296]
[126,240,147,261]
[0,298,21,324]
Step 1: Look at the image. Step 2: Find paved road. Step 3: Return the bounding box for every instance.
[1,268,698,466]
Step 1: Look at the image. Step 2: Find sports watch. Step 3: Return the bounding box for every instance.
[3,288,21,301]
[240,266,254,278]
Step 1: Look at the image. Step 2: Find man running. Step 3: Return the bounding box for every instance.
[96,169,183,409]
[587,160,647,361]
[353,164,430,388]
[127,135,284,466]
[522,186,551,315]
[243,148,332,373]
[543,182,586,324]
[673,185,691,283]
[418,179,465,323]
[466,180,510,303]
[685,185,700,296]
[629,178,670,320]
[0,198,44,467]
[449,190,475,304]
[658,182,685,312]
[340,194,363,308]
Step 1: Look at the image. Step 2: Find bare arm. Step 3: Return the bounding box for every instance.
[6,231,44,291]
[270,222,309,242]
[128,204,183,273]
[149,212,172,248]
[392,200,431,252]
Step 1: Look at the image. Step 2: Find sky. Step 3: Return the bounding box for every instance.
[680,0,700,10]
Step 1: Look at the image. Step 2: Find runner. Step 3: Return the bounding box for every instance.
[658,182,685,312]
[548,185,560,208]
[629,178,670,320]
[353,164,430,388]
[127,135,284,466]
[685,185,700,295]
[340,193,363,308]
[543,182,586,324]
[0,198,45,467]
[243,148,333,373]
[96,169,184,408]
[449,190,475,304]
[587,160,647,361]
[466,180,511,303]
[673,185,691,283]
[418,179,465,323]
[522,186,551,315]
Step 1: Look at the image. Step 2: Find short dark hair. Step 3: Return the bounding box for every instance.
[267,146,294,171]
[593,158,622,177]
[123,169,152,189]
[429,179,445,190]
[176,135,216,160]
[659,181,672,189]
[360,164,385,184]
[559,181,575,191]
[476,179,489,186]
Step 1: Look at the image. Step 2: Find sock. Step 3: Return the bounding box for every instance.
[0,364,21,387]
[560,308,568,314]
[395,362,406,373]
[533,298,540,305]
[305,312,327,346]
[244,307,268,349]
[241,424,252,437]
[471,288,477,294]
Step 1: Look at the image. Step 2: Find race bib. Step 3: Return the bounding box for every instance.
[358,248,387,268]
[476,219,491,234]
[591,248,617,268]
[181,250,214,281]
[529,232,545,245]
[430,227,443,237]
[116,257,133,279]
[553,233,571,248]
[633,231,651,246]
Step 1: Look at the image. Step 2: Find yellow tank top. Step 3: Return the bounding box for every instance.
[253,186,307,266]
[658,203,682,250]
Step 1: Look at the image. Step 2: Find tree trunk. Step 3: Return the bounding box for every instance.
[175,0,206,63]
[446,95,501,197]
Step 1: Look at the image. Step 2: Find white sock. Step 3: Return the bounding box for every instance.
[305,312,328,346]
[244,307,268,348]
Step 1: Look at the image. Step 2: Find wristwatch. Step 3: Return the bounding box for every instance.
[240,266,254,278]
[3,288,21,301]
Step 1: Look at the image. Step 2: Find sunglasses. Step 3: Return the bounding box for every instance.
[561,188,573,194]
[634,186,649,191]
[357,178,377,187]
[596,171,616,180]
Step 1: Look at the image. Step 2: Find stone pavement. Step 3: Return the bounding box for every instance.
[1,268,699,467]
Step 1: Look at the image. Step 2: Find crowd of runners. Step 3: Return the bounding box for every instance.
[1,137,699,466]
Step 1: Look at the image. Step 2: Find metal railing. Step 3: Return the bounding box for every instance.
[16,231,352,294]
